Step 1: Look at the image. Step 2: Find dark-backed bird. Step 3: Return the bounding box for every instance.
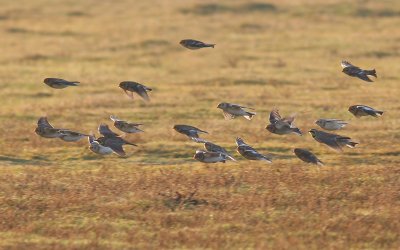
[294,148,323,166]
[94,124,137,157]
[44,78,79,89]
[266,109,302,136]
[341,61,377,82]
[235,137,272,162]
[119,81,152,102]
[348,105,383,118]
[180,39,215,50]
[309,129,358,152]
[204,141,236,161]
[173,124,208,141]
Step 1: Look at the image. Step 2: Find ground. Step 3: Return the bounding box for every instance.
[0,0,399,249]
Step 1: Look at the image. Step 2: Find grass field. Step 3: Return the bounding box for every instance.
[0,0,400,248]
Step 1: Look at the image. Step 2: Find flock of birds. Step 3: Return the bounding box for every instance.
[35,39,384,166]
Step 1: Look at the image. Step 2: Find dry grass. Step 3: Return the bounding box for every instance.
[0,0,399,249]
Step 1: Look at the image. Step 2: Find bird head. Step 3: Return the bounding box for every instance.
[308,129,317,137]
[119,82,129,90]
[265,124,275,133]
[315,119,323,127]
[217,103,226,109]
[235,137,246,146]
[348,105,357,114]
[193,150,205,161]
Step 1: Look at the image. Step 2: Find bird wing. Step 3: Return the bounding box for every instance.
[341,60,356,68]
[98,124,119,137]
[356,72,373,82]
[107,143,126,156]
[230,103,254,110]
[205,142,227,154]
[269,109,282,124]
[38,117,53,128]
[282,114,296,125]
[110,115,122,122]
[136,86,150,102]
[123,89,134,99]
[88,134,96,144]
[223,111,236,120]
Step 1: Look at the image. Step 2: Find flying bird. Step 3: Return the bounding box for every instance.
[341,61,377,82]
[293,148,323,166]
[266,109,302,136]
[88,134,113,155]
[59,130,89,142]
[94,124,137,157]
[235,137,272,162]
[204,141,236,161]
[193,150,227,163]
[35,117,63,138]
[309,129,358,152]
[110,115,144,133]
[348,105,383,118]
[173,125,208,141]
[43,78,79,89]
[217,102,256,120]
[315,119,348,131]
[180,39,215,50]
[119,81,152,102]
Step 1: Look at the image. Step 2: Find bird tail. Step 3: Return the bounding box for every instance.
[207,44,215,48]
[346,141,358,148]
[244,112,256,120]
[261,156,272,163]
[376,110,384,116]
[292,127,302,136]
[366,69,377,78]
[67,81,79,86]
[317,160,324,166]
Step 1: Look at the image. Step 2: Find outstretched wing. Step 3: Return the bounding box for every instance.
[341,60,356,68]
[136,86,150,102]
[38,117,53,128]
[223,111,236,120]
[269,109,282,124]
[98,124,119,137]
[230,103,254,110]
[356,72,373,82]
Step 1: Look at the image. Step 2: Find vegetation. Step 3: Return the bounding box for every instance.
[0,0,399,248]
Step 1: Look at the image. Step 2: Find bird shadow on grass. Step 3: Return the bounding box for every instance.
[181,3,277,16]
[0,155,49,166]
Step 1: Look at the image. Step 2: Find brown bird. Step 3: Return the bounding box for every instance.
[119,81,152,102]
[341,61,377,82]
[35,117,63,138]
[266,109,302,136]
[217,102,256,120]
[43,78,79,89]
[348,105,383,118]
[180,39,215,50]
[309,129,358,152]
[294,148,323,166]
[110,115,143,133]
